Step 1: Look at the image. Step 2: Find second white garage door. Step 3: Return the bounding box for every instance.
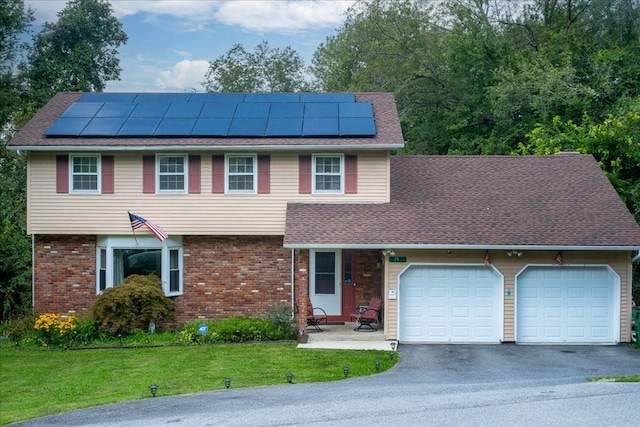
[399,265,502,343]
[516,266,618,344]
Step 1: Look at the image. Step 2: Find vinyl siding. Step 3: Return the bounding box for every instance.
[384,250,630,342]
[27,151,390,235]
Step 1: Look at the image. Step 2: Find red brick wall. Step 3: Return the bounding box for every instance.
[33,235,97,316]
[33,236,381,328]
[34,235,296,325]
[177,236,293,323]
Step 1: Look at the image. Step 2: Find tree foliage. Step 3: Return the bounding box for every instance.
[25,0,127,105]
[1,0,127,321]
[203,40,309,92]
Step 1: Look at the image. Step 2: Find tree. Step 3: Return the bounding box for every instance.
[0,0,34,129]
[203,40,309,93]
[25,0,127,105]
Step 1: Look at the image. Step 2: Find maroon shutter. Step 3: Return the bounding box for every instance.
[257,155,270,194]
[56,155,69,193]
[101,155,114,194]
[212,155,225,193]
[299,155,311,194]
[188,155,201,194]
[345,155,357,194]
[142,155,155,194]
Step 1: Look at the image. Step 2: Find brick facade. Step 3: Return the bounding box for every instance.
[33,235,383,329]
[33,235,98,316]
[178,236,293,323]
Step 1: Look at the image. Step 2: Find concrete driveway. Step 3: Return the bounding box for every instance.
[12,345,640,427]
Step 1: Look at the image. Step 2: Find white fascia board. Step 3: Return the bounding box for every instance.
[8,143,404,152]
[283,243,640,252]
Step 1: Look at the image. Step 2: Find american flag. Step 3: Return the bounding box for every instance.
[483,250,490,267]
[554,251,563,265]
[128,212,168,242]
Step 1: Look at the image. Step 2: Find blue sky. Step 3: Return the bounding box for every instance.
[24,0,355,92]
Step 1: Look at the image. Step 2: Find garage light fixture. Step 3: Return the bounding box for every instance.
[507,250,523,257]
[381,250,395,257]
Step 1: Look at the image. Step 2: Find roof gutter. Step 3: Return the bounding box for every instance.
[7,143,405,152]
[283,243,640,252]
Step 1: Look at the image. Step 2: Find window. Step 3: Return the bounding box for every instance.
[226,154,256,193]
[70,154,100,193]
[313,154,343,193]
[96,236,183,296]
[157,155,186,193]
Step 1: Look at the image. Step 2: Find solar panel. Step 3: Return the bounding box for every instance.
[95,103,135,118]
[188,93,246,103]
[154,118,197,136]
[46,92,376,138]
[80,118,127,136]
[117,118,162,136]
[134,93,191,103]
[304,103,338,118]
[300,94,355,103]
[245,93,300,103]
[228,118,267,136]
[270,103,304,118]
[339,117,376,136]
[191,118,232,136]
[61,102,104,118]
[80,93,137,103]
[302,118,339,136]
[265,118,303,136]
[130,103,170,118]
[234,103,271,118]
[45,117,92,136]
[165,102,204,118]
[200,103,238,118]
[339,102,373,118]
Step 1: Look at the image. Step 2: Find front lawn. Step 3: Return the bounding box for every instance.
[0,340,396,425]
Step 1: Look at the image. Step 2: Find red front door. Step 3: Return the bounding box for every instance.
[341,250,356,319]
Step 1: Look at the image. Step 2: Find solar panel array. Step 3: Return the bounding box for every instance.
[45,93,376,138]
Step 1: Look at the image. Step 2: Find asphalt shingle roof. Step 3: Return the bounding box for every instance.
[8,92,404,150]
[284,154,640,248]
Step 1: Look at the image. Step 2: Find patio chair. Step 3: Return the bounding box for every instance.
[307,298,328,332]
[351,297,383,332]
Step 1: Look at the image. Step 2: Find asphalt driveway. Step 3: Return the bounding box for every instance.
[12,345,640,427]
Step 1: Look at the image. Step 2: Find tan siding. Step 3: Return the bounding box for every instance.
[384,250,631,343]
[28,151,390,235]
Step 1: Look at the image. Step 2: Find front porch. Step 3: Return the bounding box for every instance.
[297,322,397,350]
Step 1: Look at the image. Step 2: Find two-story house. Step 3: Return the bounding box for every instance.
[8,91,640,344]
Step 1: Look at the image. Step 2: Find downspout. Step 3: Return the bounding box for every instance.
[290,249,295,319]
[31,234,35,314]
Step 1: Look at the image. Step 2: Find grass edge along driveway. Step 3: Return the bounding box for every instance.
[0,341,397,425]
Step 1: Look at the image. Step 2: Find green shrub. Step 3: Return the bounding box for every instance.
[92,274,175,335]
[180,313,296,344]
[268,303,296,337]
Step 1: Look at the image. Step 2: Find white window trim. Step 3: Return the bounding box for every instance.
[312,153,344,194]
[156,154,187,194]
[96,235,183,296]
[69,153,101,194]
[225,153,257,194]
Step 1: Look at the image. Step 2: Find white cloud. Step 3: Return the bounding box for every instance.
[214,1,355,33]
[155,59,210,91]
[26,1,354,33]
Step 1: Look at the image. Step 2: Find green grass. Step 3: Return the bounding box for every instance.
[587,375,640,382]
[0,340,397,425]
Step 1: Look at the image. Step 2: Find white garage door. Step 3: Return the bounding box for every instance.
[399,265,502,343]
[516,266,618,344]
